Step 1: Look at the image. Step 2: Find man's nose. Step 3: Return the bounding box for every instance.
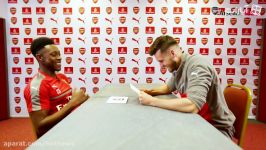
[160,62,164,68]
[57,55,62,60]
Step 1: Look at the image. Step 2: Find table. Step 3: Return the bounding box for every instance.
[27,84,241,150]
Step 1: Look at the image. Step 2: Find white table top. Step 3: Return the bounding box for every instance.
[27,84,241,150]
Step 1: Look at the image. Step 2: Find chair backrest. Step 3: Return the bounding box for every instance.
[224,84,252,147]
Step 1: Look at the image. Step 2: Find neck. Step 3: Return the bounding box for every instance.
[174,52,183,70]
[39,65,56,77]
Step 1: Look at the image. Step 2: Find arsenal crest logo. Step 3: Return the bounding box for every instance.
[241,68,247,75]
[132,67,139,75]
[242,48,248,55]
[161,27,167,34]
[119,77,125,83]
[106,48,112,55]
[189,7,195,15]
[202,18,208,25]
[216,28,222,36]
[230,18,237,25]
[133,7,140,14]
[228,58,235,65]
[23,0,29,4]
[147,37,153,44]
[133,27,139,34]
[51,28,58,35]
[26,68,33,75]
[79,67,86,75]
[119,37,126,44]
[215,48,221,56]
[217,0,224,4]
[65,17,71,25]
[15,106,21,113]
[38,17,44,25]
[119,16,126,24]
[146,77,153,83]
[244,17,251,25]
[14,87,20,94]
[92,17,98,24]
[79,48,86,55]
[174,37,180,44]
[106,27,112,35]
[80,87,86,93]
[161,7,168,14]
[106,7,112,14]
[11,17,17,24]
[229,38,236,45]
[106,68,112,75]
[203,0,209,4]
[188,27,195,35]
[227,78,234,84]
[10,7,16,15]
[188,48,194,55]
[201,38,208,45]
[66,57,72,64]
[147,17,153,24]
[92,57,99,64]
[79,7,85,14]
[160,67,167,74]
[119,57,125,64]
[146,57,153,64]
[14,97,21,104]
[93,87,99,93]
[92,37,99,44]
[65,37,72,45]
[25,28,31,35]
[51,7,57,14]
[12,38,18,45]
[133,48,139,55]
[174,17,181,24]
[92,77,99,84]
[79,27,85,35]
[240,78,247,85]
[26,48,31,55]
[14,77,20,84]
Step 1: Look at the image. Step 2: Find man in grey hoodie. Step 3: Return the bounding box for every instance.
[138,35,235,138]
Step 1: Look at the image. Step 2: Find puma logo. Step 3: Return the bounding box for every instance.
[191,70,199,77]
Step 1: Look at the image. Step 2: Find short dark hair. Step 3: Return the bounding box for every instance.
[30,37,54,57]
[149,35,177,56]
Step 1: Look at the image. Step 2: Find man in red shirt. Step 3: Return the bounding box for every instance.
[24,37,89,138]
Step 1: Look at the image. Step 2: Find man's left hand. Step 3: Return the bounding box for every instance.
[139,91,156,106]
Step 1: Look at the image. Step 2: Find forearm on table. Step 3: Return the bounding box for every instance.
[149,85,172,95]
[150,98,199,113]
[37,103,76,136]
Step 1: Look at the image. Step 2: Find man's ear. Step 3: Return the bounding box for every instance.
[35,53,43,62]
[170,49,176,57]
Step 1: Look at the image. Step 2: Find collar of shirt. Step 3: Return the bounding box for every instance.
[38,69,59,81]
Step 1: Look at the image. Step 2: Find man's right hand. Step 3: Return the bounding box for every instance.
[69,88,90,107]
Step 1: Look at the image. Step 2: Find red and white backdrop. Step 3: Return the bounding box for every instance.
[6,0,266,117]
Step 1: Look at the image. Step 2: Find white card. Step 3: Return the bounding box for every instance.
[106,96,128,104]
[130,83,140,95]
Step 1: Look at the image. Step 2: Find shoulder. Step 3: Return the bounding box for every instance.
[56,73,70,84]
[25,73,50,92]
[24,73,49,98]
[185,54,213,69]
